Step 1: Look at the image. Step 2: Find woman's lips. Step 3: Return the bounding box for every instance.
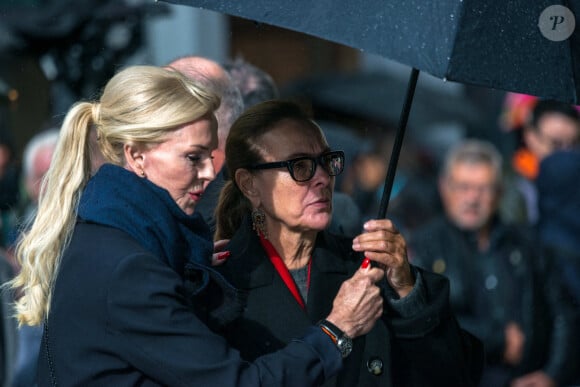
[189,190,204,201]
[309,198,331,208]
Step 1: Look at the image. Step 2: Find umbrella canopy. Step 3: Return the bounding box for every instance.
[160,0,580,219]
[283,71,483,132]
[162,0,579,104]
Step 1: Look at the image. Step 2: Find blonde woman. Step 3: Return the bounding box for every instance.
[10,66,384,386]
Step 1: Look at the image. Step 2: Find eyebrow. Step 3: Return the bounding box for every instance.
[186,144,212,152]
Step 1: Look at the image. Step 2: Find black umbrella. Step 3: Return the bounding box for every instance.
[160,0,580,218]
[283,71,483,136]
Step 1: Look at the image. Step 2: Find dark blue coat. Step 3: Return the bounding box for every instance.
[216,219,484,387]
[38,222,342,386]
[537,150,580,306]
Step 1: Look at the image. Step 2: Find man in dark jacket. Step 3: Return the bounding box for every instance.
[409,139,578,387]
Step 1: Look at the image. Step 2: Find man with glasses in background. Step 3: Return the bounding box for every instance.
[409,139,578,387]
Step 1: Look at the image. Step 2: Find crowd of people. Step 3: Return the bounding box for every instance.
[0,54,577,387]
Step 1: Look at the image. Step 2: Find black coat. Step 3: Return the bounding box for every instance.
[38,222,343,386]
[409,216,579,385]
[194,169,226,236]
[216,220,484,387]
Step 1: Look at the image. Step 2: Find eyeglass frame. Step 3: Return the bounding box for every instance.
[244,150,345,182]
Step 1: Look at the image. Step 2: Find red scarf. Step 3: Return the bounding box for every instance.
[259,234,311,309]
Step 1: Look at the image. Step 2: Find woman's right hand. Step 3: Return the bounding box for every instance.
[324,264,384,338]
[211,239,231,266]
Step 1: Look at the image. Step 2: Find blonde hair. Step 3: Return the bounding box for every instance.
[10,65,220,325]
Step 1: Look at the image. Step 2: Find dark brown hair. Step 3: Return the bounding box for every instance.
[214,100,324,239]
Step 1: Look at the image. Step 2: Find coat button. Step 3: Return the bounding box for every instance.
[432,259,446,274]
[366,357,383,375]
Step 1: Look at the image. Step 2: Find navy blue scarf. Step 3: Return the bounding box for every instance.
[78,164,213,276]
[77,164,244,326]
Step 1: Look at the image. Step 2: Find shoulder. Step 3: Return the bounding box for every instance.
[408,217,450,255]
[410,216,449,241]
[60,222,171,295]
[73,222,146,248]
[408,217,465,271]
[75,222,176,277]
[50,222,178,339]
[72,222,147,252]
[57,222,187,333]
[496,222,539,249]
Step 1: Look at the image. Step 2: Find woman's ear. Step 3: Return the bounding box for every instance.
[123,143,146,177]
[235,168,260,206]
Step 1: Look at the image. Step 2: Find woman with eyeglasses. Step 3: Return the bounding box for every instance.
[214,100,484,387]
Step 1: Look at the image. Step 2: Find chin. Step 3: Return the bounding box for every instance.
[457,219,483,231]
[183,207,195,216]
[309,218,332,232]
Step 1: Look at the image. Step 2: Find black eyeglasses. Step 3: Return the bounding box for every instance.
[246,150,345,182]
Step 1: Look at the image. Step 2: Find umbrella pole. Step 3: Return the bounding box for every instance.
[377,67,420,219]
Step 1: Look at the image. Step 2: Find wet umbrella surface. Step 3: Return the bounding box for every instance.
[162,0,579,103]
[160,0,580,216]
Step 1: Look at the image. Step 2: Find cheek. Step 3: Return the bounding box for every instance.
[147,159,195,192]
[267,179,306,213]
[483,198,498,213]
[440,191,456,209]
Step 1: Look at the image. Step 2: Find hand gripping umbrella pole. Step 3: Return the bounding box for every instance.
[377,67,420,219]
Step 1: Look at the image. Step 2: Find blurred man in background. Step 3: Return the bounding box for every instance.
[409,139,578,387]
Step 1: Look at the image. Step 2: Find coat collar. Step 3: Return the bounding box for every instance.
[226,216,354,283]
[223,216,360,321]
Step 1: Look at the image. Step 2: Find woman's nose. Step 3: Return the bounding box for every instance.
[199,157,216,181]
[312,162,331,184]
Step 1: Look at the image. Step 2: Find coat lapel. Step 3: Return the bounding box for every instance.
[222,225,375,386]
[225,225,363,327]
[306,232,354,322]
[222,219,312,344]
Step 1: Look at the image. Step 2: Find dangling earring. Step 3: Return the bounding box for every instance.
[140,169,146,178]
[251,208,267,238]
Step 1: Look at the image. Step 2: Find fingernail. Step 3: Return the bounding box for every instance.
[217,251,231,260]
[361,257,370,269]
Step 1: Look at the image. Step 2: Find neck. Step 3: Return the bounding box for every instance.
[268,229,316,270]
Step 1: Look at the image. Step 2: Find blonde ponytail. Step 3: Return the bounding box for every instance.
[11,102,95,325]
[10,65,220,325]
